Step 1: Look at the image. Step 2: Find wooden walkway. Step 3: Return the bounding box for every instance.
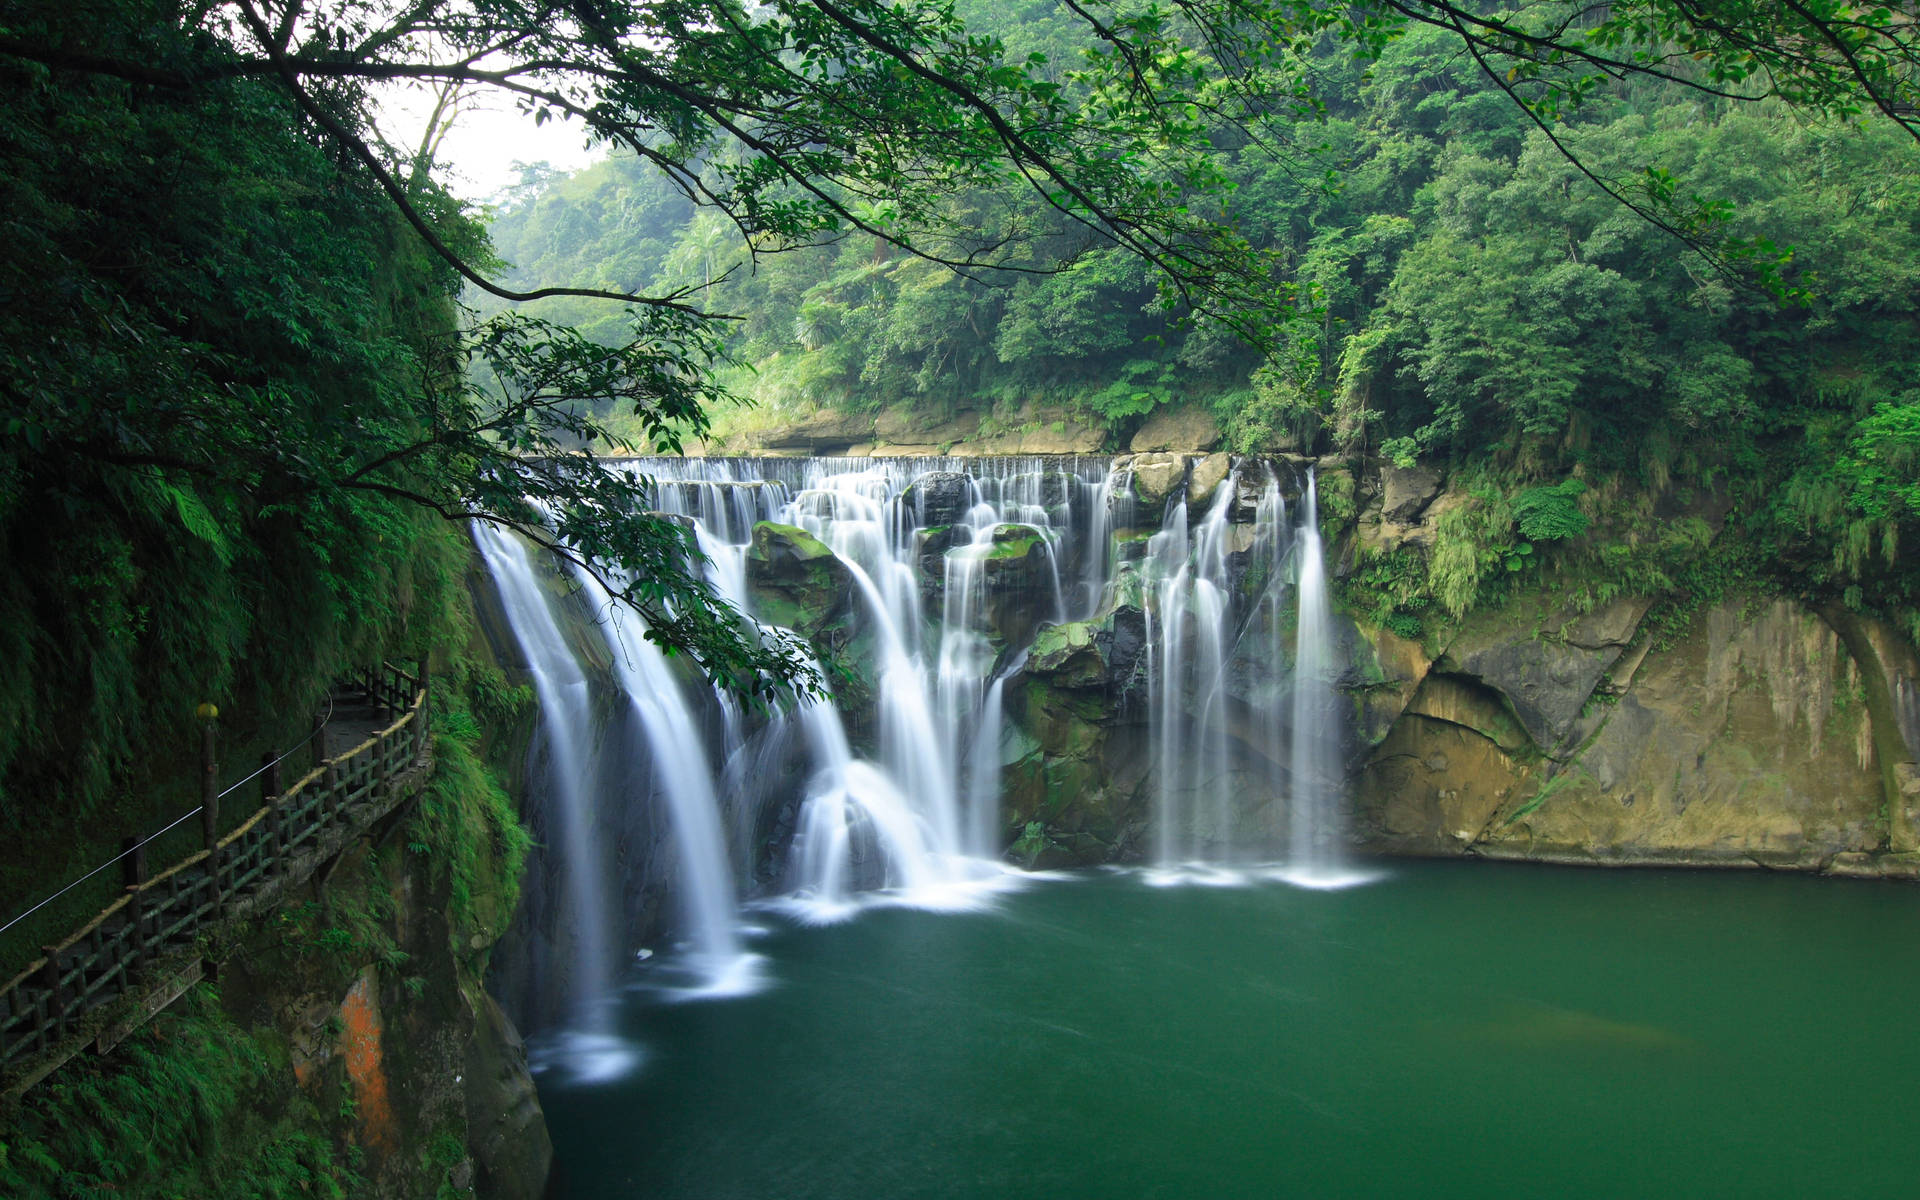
[0,662,432,1100]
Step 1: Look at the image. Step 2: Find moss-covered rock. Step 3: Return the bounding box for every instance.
[999,605,1152,865]
[1027,620,1106,689]
[745,521,854,639]
[938,524,1059,647]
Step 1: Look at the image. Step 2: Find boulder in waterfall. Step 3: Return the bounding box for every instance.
[1116,453,1186,512]
[1229,468,1272,522]
[1023,605,1148,697]
[745,522,854,638]
[998,603,1154,865]
[901,471,974,528]
[1034,469,1078,513]
[1112,529,1154,563]
[979,524,1053,646]
[1026,620,1108,689]
[1003,635,1151,865]
[1187,452,1232,511]
[990,522,1052,576]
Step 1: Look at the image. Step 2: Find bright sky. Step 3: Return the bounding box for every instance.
[375,81,606,203]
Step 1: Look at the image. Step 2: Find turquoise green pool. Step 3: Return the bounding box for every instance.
[536,861,1920,1198]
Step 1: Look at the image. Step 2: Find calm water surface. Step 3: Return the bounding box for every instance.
[536,861,1920,1198]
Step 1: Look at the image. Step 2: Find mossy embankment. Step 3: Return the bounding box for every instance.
[0,652,552,1199]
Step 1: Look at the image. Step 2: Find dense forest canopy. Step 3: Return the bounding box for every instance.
[3,0,1919,919]
[483,3,1920,650]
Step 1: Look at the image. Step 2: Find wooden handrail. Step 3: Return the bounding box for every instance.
[0,666,432,1077]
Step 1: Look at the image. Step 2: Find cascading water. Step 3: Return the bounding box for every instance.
[1143,467,1252,873]
[568,568,760,994]
[478,452,1379,1052]
[1277,472,1373,889]
[752,460,1097,912]
[471,524,623,1064]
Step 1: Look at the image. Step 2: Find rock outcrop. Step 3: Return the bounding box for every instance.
[745,522,854,641]
[1431,596,1651,755]
[1353,596,1889,870]
[1129,404,1222,452]
[1001,606,1152,865]
[900,471,974,528]
[752,408,875,455]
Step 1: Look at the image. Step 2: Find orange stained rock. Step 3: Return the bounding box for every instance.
[339,971,397,1155]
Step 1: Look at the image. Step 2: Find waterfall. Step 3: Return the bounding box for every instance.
[471,524,618,1038]
[569,568,760,995]
[781,695,952,920]
[760,459,1102,916]
[477,453,1379,1035]
[1143,468,1246,872]
[1275,472,1373,889]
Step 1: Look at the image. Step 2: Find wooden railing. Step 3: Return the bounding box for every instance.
[0,662,430,1073]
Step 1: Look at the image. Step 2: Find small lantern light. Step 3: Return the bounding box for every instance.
[195,702,219,723]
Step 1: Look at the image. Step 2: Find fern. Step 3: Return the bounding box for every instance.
[1512,478,1590,542]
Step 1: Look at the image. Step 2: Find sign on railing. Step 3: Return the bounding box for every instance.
[0,662,430,1069]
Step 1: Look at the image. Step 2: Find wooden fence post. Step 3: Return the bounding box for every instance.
[311,708,328,775]
[126,884,147,973]
[417,654,431,760]
[120,835,146,892]
[38,948,61,1039]
[198,707,220,884]
[262,751,284,860]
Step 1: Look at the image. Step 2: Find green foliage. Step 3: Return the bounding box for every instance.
[1338,548,1434,640]
[1636,535,1762,651]
[410,673,535,937]
[1379,437,1420,470]
[1838,398,1920,522]
[1084,359,1179,427]
[1429,487,1518,618]
[1317,471,1358,527]
[1512,480,1591,543]
[0,7,489,953]
[0,989,357,1198]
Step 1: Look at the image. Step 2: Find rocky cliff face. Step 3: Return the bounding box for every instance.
[1338,466,1920,878]
[222,812,552,1199]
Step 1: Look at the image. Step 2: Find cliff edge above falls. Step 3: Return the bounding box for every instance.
[691,398,1225,458]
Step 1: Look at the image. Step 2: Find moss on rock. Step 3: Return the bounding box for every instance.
[746,522,854,639]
